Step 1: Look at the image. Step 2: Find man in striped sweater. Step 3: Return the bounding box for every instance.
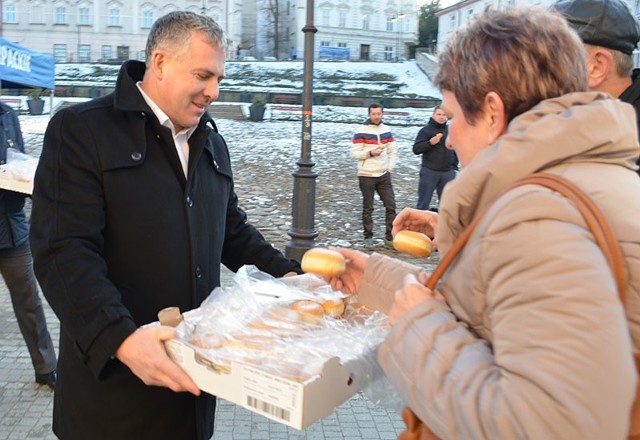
[351,103,397,247]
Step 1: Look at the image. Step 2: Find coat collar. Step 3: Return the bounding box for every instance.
[112,60,217,134]
[436,92,639,254]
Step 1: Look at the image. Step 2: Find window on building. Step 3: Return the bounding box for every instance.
[79,44,91,62]
[337,42,347,48]
[53,44,67,63]
[384,45,393,61]
[55,7,67,24]
[30,3,44,24]
[363,15,369,30]
[4,5,17,23]
[102,45,112,61]
[449,15,456,30]
[116,45,129,60]
[322,9,330,26]
[339,11,346,28]
[142,10,153,28]
[387,16,394,31]
[78,7,90,25]
[320,41,331,47]
[108,8,121,26]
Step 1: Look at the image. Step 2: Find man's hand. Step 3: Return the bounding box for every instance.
[116,326,200,395]
[430,133,443,145]
[369,148,382,157]
[326,248,369,295]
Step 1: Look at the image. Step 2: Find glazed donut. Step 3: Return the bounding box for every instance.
[393,230,432,258]
[321,298,345,318]
[301,248,346,277]
[291,300,325,323]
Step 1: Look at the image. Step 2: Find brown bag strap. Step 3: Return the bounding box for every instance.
[425,173,626,303]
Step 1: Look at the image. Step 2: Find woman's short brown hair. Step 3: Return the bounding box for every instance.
[434,7,588,125]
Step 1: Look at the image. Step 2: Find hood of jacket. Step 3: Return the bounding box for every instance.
[436,92,640,254]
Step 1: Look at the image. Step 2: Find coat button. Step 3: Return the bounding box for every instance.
[213,159,218,169]
[195,266,202,279]
[186,196,193,207]
[131,152,142,161]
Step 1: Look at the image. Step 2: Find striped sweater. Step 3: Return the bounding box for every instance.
[351,120,397,177]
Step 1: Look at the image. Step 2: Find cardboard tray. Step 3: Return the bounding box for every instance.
[165,339,360,430]
[0,169,33,194]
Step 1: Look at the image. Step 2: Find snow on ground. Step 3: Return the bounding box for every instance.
[52,60,441,99]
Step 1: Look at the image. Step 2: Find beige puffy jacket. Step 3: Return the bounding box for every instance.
[371,93,640,439]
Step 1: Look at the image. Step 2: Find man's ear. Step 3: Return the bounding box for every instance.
[149,51,167,80]
[586,48,613,90]
[483,91,507,144]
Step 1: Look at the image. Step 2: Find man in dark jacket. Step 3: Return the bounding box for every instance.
[30,11,301,440]
[0,102,57,389]
[554,0,640,176]
[412,106,458,211]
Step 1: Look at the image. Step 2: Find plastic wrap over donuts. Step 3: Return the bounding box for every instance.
[174,265,391,387]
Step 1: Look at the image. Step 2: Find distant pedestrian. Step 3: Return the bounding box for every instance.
[412,105,458,211]
[291,47,297,60]
[0,102,57,390]
[554,0,640,176]
[351,103,397,247]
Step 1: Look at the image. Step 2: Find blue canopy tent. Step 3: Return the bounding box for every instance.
[0,37,55,114]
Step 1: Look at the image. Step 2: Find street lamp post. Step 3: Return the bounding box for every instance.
[285,0,318,261]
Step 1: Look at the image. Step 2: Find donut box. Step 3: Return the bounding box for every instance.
[165,338,359,429]
[159,269,390,430]
[0,152,38,195]
[0,165,34,194]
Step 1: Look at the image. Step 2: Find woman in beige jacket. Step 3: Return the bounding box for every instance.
[330,7,640,439]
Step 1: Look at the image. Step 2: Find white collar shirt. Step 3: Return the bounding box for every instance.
[136,82,197,177]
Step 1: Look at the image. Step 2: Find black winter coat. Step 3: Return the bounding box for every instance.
[30,61,301,440]
[412,117,458,171]
[619,68,640,176]
[0,102,28,250]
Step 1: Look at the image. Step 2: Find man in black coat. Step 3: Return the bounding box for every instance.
[30,11,301,440]
[554,0,640,176]
[412,106,458,211]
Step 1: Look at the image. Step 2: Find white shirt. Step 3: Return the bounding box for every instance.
[136,82,196,177]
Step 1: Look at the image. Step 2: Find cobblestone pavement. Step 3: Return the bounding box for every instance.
[1,112,441,439]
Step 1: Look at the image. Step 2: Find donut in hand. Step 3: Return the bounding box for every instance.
[393,230,432,258]
[301,248,346,277]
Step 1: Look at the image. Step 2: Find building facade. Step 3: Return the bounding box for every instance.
[435,0,640,54]
[0,0,243,63]
[253,0,418,62]
[0,0,418,63]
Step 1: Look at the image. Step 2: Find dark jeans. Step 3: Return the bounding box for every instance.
[358,173,396,240]
[416,167,457,210]
[0,241,57,374]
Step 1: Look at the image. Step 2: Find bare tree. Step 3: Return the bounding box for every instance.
[262,0,281,58]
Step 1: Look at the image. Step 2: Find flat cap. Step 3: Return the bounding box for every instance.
[553,0,640,55]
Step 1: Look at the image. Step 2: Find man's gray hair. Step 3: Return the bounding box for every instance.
[145,11,227,66]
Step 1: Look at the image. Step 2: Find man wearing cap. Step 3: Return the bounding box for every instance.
[554,0,640,176]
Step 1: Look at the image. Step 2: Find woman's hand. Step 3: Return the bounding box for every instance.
[388,273,445,325]
[392,207,439,239]
[326,248,369,295]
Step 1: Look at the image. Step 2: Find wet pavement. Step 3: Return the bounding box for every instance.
[1,111,441,439]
